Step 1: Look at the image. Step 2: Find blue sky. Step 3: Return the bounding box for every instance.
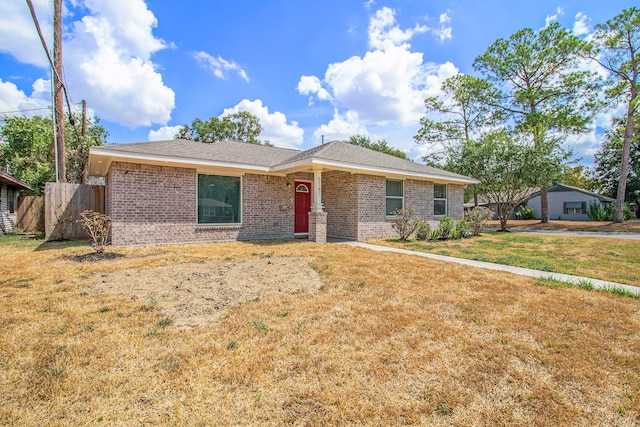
[0,0,636,166]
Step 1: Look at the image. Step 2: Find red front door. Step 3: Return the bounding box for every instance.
[294,181,311,234]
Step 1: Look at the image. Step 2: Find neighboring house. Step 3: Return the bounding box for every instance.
[0,171,32,234]
[88,139,478,246]
[463,188,539,220]
[525,184,614,221]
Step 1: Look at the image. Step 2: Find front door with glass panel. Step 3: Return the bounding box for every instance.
[294,182,311,234]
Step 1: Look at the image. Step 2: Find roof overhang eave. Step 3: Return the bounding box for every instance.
[88,148,274,176]
[271,158,479,185]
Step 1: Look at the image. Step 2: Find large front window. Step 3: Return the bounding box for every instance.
[434,184,447,216]
[197,174,241,224]
[386,179,403,216]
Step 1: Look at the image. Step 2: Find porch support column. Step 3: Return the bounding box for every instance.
[308,168,327,243]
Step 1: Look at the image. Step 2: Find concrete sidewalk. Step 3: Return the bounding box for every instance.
[342,241,640,296]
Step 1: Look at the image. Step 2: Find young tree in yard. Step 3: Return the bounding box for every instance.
[459,130,563,231]
[590,7,640,223]
[0,114,107,194]
[176,111,263,144]
[347,135,408,159]
[473,22,602,223]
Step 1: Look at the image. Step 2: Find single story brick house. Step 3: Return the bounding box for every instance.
[88,139,478,246]
[0,170,32,234]
[525,184,615,221]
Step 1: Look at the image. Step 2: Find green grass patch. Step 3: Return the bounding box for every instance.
[374,232,640,286]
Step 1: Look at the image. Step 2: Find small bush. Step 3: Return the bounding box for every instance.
[588,201,608,221]
[391,207,420,241]
[79,210,112,253]
[455,220,472,238]
[428,229,440,240]
[515,206,535,220]
[437,216,455,240]
[415,221,430,240]
[464,206,493,236]
[588,202,633,221]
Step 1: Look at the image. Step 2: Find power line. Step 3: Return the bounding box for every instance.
[25,0,76,127]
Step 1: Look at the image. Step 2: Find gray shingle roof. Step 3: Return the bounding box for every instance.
[99,139,299,167]
[92,139,477,183]
[279,140,472,180]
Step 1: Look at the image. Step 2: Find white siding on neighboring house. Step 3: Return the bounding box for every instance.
[526,187,611,221]
[0,184,18,233]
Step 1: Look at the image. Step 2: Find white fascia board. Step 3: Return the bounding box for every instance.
[271,158,479,185]
[89,148,272,173]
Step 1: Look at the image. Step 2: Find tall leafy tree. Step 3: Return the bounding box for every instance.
[473,22,602,223]
[0,114,107,194]
[560,165,598,192]
[176,111,263,144]
[347,135,408,159]
[593,118,640,216]
[590,7,640,223]
[414,74,500,167]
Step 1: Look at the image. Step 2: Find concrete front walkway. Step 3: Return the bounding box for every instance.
[342,241,640,296]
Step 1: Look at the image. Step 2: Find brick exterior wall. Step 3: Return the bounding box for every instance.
[107,162,309,246]
[323,171,358,239]
[105,161,468,245]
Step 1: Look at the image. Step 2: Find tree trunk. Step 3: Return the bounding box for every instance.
[540,185,549,223]
[614,99,635,223]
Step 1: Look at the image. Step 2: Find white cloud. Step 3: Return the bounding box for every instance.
[545,7,564,27]
[368,7,428,50]
[0,0,51,67]
[148,125,183,141]
[297,7,458,151]
[0,78,51,117]
[429,12,453,43]
[297,75,332,103]
[0,0,175,128]
[573,12,590,36]
[312,110,369,143]
[193,51,249,82]
[222,99,304,149]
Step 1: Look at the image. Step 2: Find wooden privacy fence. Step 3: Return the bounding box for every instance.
[45,183,105,240]
[16,196,45,232]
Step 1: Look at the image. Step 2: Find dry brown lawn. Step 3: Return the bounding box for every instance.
[488,218,640,233]
[1,237,639,425]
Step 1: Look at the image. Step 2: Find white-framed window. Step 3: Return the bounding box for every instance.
[197,174,241,224]
[434,183,447,216]
[386,179,403,216]
[564,201,586,215]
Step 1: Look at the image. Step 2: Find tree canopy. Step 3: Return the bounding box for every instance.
[459,131,562,230]
[176,111,264,144]
[590,7,640,222]
[593,117,640,216]
[472,21,602,222]
[0,114,107,195]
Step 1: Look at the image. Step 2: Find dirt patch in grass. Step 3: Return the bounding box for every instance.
[87,257,322,329]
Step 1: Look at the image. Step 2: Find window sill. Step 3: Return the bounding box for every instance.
[195,224,242,231]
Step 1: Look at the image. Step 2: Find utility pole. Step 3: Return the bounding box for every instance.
[53,0,66,182]
[81,99,87,184]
